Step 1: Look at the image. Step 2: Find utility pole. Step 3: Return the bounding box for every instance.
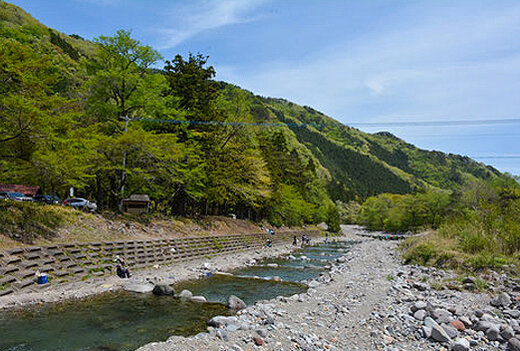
[120,115,129,202]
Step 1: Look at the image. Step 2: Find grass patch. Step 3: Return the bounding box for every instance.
[0,201,83,245]
[401,229,519,273]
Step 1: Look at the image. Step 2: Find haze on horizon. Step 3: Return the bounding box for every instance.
[8,0,520,175]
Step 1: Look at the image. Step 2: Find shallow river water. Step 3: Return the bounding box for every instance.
[0,240,353,351]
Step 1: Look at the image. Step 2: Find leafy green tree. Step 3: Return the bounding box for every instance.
[358,194,392,230]
[164,53,219,119]
[86,29,164,124]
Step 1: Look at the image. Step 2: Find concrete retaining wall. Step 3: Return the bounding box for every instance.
[0,230,320,296]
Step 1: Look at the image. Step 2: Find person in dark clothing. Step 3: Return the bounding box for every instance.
[292,236,298,246]
[114,255,131,278]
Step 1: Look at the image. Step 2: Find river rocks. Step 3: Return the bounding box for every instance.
[486,325,501,341]
[414,309,427,321]
[450,320,465,331]
[152,284,175,296]
[123,283,154,294]
[253,336,264,346]
[490,292,511,308]
[501,326,515,340]
[190,296,206,303]
[411,300,427,312]
[505,309,520,318]
[432,308,453,324]
[431,323,452,343]
[474,320,496,332]
[134,228,520,351]
[459,316,472,328]
[441,323,458,339]
[451,338,470,351]
[307,280,320,288]
[178,289,193,299]
[208,316,238,328]
[509,337,520,351]
[227,295,247,310]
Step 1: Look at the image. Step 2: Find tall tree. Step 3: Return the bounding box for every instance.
[86,29,164,125]
[164,53,219,120]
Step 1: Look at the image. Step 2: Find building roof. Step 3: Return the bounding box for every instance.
[122,194,150,203]
[0,184,41,196]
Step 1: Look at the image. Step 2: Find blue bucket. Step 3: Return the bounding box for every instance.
[37,274,48,284]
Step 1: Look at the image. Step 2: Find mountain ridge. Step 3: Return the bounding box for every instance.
[0,0,509,226]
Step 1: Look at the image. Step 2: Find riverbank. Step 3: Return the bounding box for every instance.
[0,237,306,310]
[138,225,520,351]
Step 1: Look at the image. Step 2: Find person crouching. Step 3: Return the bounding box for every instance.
[114,255,131,278]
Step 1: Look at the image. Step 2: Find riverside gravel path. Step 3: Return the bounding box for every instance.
[138,225,402,351]
[139,225,511,351]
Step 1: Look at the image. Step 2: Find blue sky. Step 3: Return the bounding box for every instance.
[8,0,520,175]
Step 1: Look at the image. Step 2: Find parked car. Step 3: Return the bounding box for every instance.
[63,198,97,212]
[34,194,61,205]
[0,192,32,201]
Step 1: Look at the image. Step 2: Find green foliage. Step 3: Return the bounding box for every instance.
[86,29,164,123]
[325,202,341,232]
[164,53,219,118]
[0,1,511,231]
[402,181,520,271]
[267,184,316,227]
[0,201,77,244]
[335,200,361,224]
[359,190,452,232]
[49,29,79,60]
[403,242,439,265]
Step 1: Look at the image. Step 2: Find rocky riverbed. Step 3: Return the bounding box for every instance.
[138,225,520,351]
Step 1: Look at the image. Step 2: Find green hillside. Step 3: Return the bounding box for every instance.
[0,1,508,229]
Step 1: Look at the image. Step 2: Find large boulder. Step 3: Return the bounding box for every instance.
[152,284,175,296]
[227,295,247,310]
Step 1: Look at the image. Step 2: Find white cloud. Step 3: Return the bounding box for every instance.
[156,0,268,49]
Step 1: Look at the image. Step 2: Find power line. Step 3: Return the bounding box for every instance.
[472,156,520,159]
[133,117,520,129]
[397,133,520,138]
[352,118,520,127]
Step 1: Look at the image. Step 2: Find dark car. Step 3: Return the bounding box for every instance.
[34,194,61,204]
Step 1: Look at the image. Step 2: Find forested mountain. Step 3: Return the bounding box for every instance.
[0,1,507,228]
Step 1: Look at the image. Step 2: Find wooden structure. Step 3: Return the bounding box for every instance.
[121,194,151,214]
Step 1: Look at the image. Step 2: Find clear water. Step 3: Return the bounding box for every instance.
[0,240,354,351]
[174,275,306,305]
[0,291,231,351]
[232,265,323,282]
